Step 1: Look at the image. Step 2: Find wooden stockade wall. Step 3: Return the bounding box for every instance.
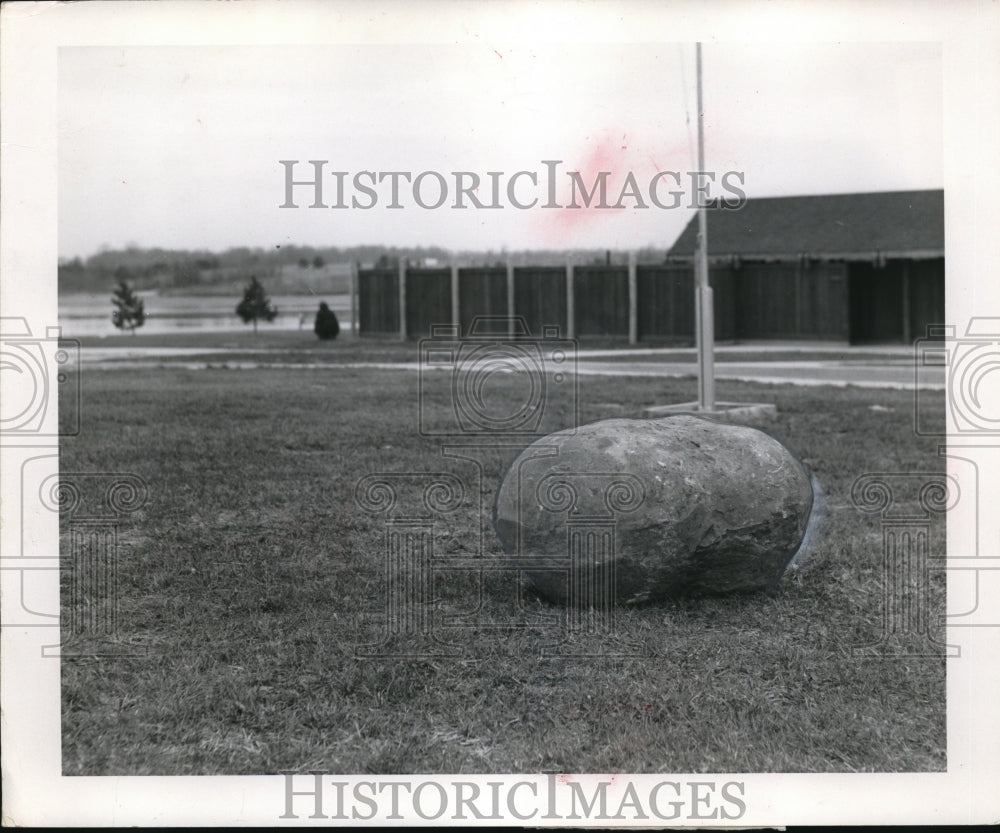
[356,256,945,344]
[514,266,567,338]
[459,267,508,328]
[356,262,833,342]
[404,268,451,343]
[574,265,629,337]
[357,267,399,337]
[358,262,693,342]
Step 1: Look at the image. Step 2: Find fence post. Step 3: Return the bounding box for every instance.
[398,258,407,341]
[901,260,911,345]
[451,261,460,335]
[628,252,638,345]
[506,260,515,339]
[566,259,575,340]
[350,261,359,339]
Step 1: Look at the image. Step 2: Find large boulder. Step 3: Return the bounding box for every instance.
[493,415,813,604]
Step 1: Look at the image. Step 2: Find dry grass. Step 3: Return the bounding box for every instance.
[60,344,946,775]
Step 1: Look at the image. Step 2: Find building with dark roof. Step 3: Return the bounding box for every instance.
[666,189,944,343]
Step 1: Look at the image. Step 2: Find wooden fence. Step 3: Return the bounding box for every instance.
[356,260,723,343]
[351,255,944,344]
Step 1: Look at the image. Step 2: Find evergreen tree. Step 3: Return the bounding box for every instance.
[110,280,146,334]
[235,276,278,333]
[314,301,340,340]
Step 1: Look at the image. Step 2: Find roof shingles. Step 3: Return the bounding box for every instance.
[667,189,943,258]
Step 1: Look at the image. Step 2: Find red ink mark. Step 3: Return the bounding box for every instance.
[494,49,503,60]
[529,128,726,248]
[542,134,620,236]
[541,132,684,239]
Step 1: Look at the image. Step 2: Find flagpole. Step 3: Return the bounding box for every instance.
[695,41,715,411]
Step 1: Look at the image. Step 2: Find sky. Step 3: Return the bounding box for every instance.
[58,41,942,259]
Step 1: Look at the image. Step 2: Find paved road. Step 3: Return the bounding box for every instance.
[573,359,942,390]
[73,345,944,390]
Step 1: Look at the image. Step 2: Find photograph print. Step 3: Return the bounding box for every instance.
[3,1,998,828]
[55,37,947,774]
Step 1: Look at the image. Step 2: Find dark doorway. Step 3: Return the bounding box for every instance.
[907,258,946,342]
[848,262,904,344]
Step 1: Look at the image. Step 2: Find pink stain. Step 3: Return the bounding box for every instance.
[539,132,693,242]
[541,134,626,237]
[530,120,738,248]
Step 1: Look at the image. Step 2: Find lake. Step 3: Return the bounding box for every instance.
[59,291,353,337]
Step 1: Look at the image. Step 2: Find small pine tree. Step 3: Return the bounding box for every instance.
[314,301,340,341]
[110,280,146,334]
[235,276,278,334]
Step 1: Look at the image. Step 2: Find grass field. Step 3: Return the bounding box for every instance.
[60,342,947,775]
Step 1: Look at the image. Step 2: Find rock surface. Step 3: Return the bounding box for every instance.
[493,415,814,604]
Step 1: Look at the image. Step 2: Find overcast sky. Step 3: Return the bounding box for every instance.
[58,41,942,258]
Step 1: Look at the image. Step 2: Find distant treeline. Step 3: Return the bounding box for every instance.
[58,244,668,295]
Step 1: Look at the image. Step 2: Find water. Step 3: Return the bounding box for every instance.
[59,291,353,337]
